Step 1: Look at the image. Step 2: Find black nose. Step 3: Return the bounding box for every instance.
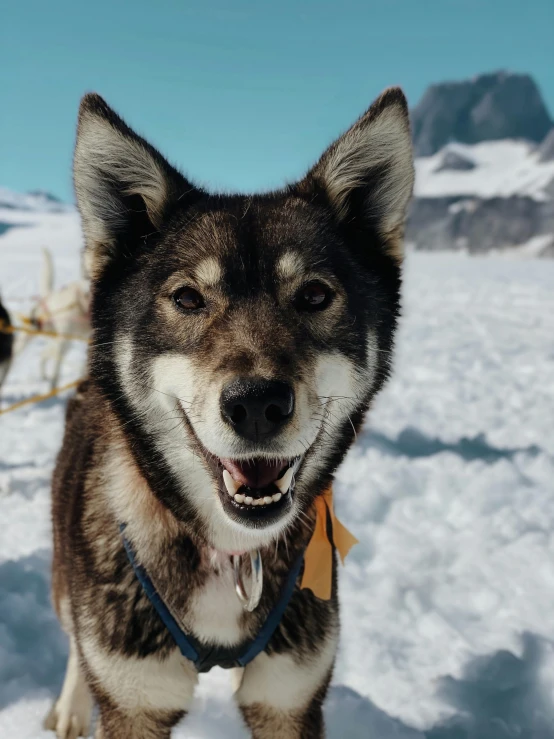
[220,378,295,441]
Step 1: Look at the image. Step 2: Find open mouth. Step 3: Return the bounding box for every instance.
[177,402,303,529]
[217,456,301,526]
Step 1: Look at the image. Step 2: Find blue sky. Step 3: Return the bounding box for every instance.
[2,0,553,201]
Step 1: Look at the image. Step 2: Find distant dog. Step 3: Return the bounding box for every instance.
[15,248,90,389]
[0,296,14,397]
[46,89,414,738]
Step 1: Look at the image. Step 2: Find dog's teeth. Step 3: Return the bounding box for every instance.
[272,492,282,503]
[276,467,294,494]
[223,469,240,497]
[244,496,253,505]
[253,498,263,506]
[263,496,273,505]
[234,493,245,504]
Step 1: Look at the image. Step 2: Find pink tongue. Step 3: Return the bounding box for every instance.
[221,458,288,489]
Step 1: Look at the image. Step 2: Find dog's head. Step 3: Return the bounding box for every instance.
[74,90,413,552]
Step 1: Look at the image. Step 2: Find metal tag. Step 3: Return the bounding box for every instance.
[233,549,263,612]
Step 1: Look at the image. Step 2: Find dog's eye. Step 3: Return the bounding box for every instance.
[295,281,332,312]
[173,287,205,311]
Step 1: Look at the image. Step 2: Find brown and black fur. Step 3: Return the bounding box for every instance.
[51,385,336,737]
[46,88,414,738]
[0,296,13,394]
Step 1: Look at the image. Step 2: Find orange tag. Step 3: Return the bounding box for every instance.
[300,487,358,600]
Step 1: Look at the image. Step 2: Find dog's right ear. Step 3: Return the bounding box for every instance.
[74,94,200,279]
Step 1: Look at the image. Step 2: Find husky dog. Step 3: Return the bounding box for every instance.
[46,88,414,738]
[15,248,91,389]
[0,295,14,395]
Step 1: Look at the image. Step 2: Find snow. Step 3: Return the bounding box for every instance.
[0,188,73,214]
[415,140,554,201]
[487,233,554,259]
[1,200,554,737]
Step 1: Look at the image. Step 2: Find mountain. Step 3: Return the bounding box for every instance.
[407,72,554,256]
[538,129,554,163]
[0,188,76,240]
[411,71,553,157]
[0,187,72,213]
[407,140,554,257]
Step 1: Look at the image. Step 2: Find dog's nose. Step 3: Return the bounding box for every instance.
[220,378,294,441]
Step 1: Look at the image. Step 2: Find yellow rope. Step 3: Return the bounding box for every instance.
[0,320,90,342]
[0,379,84,416]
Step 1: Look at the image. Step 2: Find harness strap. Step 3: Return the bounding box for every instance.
[120,532,199,664]
[237,553,304,667]
[120,525,304,673]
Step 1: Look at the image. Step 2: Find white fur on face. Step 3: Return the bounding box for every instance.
[149,353,319,462]
[314,352,363,406]
[112,339,286,550]
[276,251,305,280]
[114,335,372,551]
[147,353,305,551]
[194,257,223,287]
[298,350,368,495]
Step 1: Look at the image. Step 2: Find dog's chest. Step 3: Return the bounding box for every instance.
[184,556,245,646]
[99,452,247,648]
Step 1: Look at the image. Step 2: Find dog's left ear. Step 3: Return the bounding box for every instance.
[297,87,414,263]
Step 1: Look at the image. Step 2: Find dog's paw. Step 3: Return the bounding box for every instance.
[43,698,92,738]
[229,666,245,693]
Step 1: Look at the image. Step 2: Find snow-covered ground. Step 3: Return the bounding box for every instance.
[0,188,72,214]
[415,139,554,201]
[1,202,554,737]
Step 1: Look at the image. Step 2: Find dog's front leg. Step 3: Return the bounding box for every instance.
[235,633,337,739]
[44,636,94,739]
[78,640,197,739]
[94,706,186,739]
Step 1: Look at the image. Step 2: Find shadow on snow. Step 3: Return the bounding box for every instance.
[0,552,66,711]
[362,426,542,464]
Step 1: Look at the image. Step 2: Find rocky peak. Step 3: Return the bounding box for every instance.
[412,71,553,156]
[538,129,554,163]
[433,149,476,173]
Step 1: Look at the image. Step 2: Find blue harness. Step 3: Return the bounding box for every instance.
[120,527,304,673]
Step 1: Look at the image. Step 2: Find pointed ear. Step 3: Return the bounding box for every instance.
[298,87,414,263]
[39,247,54,298]
[73,93,200,279]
